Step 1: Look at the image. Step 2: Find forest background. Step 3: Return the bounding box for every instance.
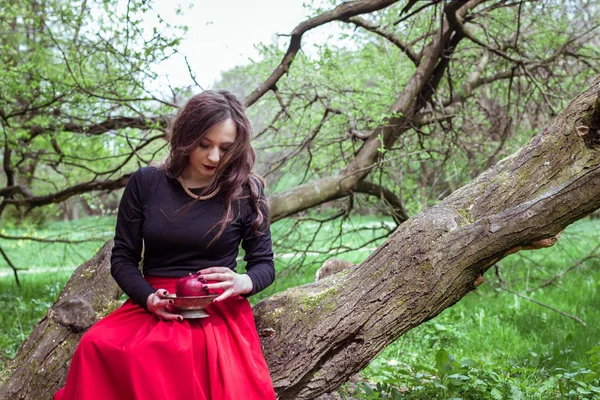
[0,0,599,399]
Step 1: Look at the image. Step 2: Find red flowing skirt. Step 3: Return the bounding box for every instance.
[53,276,276,400]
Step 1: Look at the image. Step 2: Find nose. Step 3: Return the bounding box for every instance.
[207,147,220,164]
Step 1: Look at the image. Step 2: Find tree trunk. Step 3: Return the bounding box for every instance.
[0,241,122,400]
[255,76,600,399]
[1,77,599,400]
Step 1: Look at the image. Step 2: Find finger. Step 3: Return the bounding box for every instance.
[154,289,169,298]
[198,267,231,275]
[158,298,175,308]
[153,304,182,319]
[203,281,232,291]
[200,272,233,282]
[214,289,234,303]
[156,310,184,322]
[150,298,174,312]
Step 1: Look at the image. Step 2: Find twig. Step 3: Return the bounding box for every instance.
[393,0,443,25]
[347,16,420,65]
[521,68,558,116]
[273,88,293,120]
[183,54,205,91]
[526,244,600,293]
[0,245,21,286]
[500,286,587,327]
[494,265,587,327]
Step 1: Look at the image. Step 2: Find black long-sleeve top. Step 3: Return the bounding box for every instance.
[110,166,275,309]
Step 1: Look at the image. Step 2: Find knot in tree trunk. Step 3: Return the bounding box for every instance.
[49,298,97,333]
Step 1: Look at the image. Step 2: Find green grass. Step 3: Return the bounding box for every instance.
[0,216,599,398]
[354,219,600,399]
[0,216,114,370]
[0,216,115,274]
[0,271,73,368]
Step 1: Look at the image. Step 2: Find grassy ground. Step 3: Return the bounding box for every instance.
[0,216,114,367]
[0,216,598,398]
[352,219,600,399]
[0,216,114,275]
[0,272,73,364]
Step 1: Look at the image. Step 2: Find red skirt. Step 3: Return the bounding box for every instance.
[53,276,276,400]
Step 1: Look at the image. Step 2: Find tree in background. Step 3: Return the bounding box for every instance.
[0,0,183,279]
[1,1,600,399]
[0,0,180,218]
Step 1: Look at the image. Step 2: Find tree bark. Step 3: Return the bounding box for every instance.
[0,242,122,400]
[1,77,599,399]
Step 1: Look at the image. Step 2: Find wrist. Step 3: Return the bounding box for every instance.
[242,274,253,294]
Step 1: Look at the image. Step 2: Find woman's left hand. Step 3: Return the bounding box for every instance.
[196,266,253,302]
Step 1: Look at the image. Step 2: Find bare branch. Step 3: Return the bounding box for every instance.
[445,2,523,64]
[27,116,169,140]
[526,243,600,293]
[393,0,443,25]
[495,266,587,327]
[346,16,420,65]
[244,0,401,107]
[264,106,342,179]
[0,245,21,286]
[355,180,409,224]
[4,174,132,209]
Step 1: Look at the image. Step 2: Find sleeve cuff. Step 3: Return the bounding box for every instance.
[132,284,158,311]
[243,271,261,297]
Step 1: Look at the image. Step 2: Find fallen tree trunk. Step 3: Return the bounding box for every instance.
[253,76,600,399]
[1,77,599,399]
[0,241,122,400]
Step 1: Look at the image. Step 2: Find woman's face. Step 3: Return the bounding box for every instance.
[184,118,237,185]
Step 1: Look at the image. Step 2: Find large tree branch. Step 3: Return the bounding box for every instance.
[3,175,131,209]
[268,0,484,222]
[255,75,600,399]
[26,116,168,141]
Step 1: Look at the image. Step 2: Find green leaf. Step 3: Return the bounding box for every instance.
[490,388,503,400]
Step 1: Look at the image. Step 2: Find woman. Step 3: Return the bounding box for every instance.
[54,90,276,400]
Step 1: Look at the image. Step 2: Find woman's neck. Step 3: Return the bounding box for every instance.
[180,168,211,189]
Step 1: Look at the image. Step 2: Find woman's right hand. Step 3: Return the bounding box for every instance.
[146,289,183,322]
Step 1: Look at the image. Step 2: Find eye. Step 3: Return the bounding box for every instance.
[220,147,230,153]
[199,143,209,149]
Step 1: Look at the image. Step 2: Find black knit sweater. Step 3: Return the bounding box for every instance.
[110,167,275,309]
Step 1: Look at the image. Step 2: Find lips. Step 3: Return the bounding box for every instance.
[203,164,216,171]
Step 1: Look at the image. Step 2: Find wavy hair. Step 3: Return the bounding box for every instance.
[163,90,268,243]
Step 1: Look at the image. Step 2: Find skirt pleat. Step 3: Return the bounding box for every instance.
[53,276,276,400]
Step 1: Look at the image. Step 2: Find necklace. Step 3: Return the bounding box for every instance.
[177,176,221,200]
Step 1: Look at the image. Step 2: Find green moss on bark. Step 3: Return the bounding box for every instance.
[300,285,340,310]
[95,299,125,320]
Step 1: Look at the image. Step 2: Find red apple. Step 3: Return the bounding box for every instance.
[176,273,209,297]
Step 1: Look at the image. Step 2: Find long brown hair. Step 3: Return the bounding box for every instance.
[163,90,268,242]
